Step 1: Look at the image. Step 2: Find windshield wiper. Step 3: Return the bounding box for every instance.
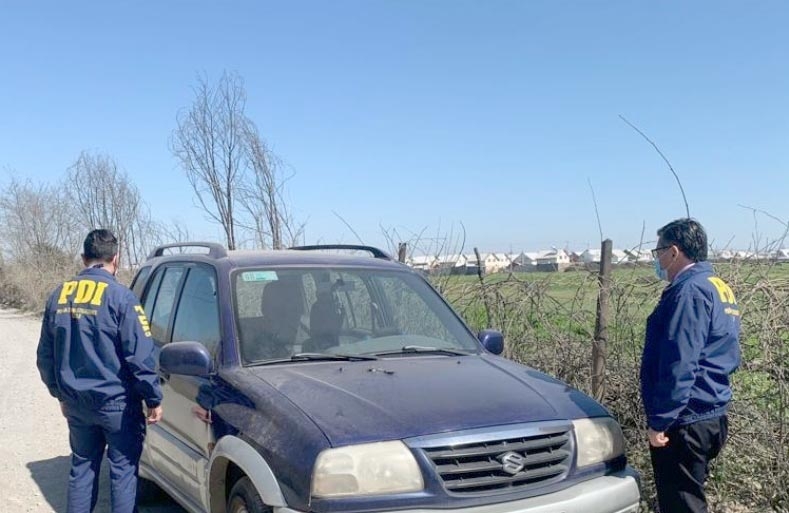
[374,345,471,357]
[291,353,379,361]
[248,353,379,366]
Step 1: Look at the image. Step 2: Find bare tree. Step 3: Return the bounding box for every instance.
[66,151,158,267]
[171,71,302,250]
[0,176,78,262]
[238,123,303,249]
[170,71,249,249]
[158,218,193,245]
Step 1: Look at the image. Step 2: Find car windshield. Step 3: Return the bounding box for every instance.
[233,267,480,364]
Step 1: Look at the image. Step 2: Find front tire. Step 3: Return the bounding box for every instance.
[227,476,268,513]
[136,476,163,504]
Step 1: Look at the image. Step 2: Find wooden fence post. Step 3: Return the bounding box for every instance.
[474,247,493,327]
[592,239,612,402]
[397,242,407,263]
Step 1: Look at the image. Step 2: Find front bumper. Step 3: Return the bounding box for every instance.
[279,467,640,513]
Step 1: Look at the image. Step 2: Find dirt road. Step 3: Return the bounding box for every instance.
[1,308,185,513]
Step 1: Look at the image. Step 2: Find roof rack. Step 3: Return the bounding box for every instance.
[147,242,228,260]
[289,244,392,260]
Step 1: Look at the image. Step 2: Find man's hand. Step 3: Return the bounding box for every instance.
[648,428,669,447]
[146,405,163,424]
[192,405,213,424]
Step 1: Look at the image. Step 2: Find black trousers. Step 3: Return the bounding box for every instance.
[650,415,728,513]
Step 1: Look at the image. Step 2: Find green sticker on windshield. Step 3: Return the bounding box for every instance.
[241,271,278,282]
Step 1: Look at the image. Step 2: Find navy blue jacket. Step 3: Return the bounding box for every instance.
[37,267,162,410]
[640,261,740,432]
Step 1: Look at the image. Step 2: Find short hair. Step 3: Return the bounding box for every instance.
[83,229,119,262]
[657,218,708,262]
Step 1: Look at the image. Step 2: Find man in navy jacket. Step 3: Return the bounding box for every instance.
[641,218,740,513]
[37,229,163,513]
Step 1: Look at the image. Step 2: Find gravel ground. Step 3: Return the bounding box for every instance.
[1,308,185,513]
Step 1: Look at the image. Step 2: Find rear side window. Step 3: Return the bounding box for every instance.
[130,266,151,299]
[172,266,220,354]
[144,266,185,344]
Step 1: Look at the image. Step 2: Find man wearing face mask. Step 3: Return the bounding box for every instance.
[640,218,740,513]
[37,229,163,513]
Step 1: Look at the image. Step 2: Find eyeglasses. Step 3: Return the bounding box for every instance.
[651,246,672,258]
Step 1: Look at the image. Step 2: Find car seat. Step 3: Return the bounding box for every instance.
[302,290,344,353]
[241,278,304,360]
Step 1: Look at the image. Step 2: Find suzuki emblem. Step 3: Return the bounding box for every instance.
[498,451,526,475]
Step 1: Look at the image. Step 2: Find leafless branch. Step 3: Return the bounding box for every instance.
[332,210,365,245]
[619,115,690,218]
[587,177,604,241]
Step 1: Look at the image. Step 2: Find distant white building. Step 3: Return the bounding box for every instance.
[476,253,510,274]
[492,253,512,273]
[435,254,469,274]
[509,252,539,272]
[580,249,602,264]
[710,248,736,261]
[624,248,652,264]
[407,255,437,272]
[580,248,630,265]
[535,249,571,272]
[734,250,757,260]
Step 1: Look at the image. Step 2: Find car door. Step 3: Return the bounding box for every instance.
[139,264,220,509]
[138,264,185,493]
[160,264,221,505]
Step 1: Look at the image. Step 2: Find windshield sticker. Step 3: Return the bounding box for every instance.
[241,271,278,282]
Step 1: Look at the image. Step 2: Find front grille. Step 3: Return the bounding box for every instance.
[421,430,573,494]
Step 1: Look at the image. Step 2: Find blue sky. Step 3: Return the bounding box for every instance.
[1,1,787,253]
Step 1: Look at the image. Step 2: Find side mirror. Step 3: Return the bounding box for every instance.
[478,329,504,355]
[160,341,214,377]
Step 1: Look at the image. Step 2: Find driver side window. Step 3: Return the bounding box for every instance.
[172,266,220,355]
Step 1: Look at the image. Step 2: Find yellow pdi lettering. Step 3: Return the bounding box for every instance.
[708,277,737,305]
[134,305,152,337]
[90,282,108,306]
[58,281,78,304]
[74,280,96,303]
[57,280,109,306]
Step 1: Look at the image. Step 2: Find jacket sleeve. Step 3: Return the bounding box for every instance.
[118,292,163,408]
[647,288,711,432]
[36,296,60,400]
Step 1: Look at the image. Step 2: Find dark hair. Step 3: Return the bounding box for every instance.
[83,229,118,262]
[657,218,708,262]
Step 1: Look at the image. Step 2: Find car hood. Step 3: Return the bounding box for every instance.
[246,354,607,446]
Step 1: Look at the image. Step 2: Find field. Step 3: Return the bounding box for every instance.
[436,262,789,513]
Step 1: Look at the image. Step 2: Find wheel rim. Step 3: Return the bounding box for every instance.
[229,496,250,513]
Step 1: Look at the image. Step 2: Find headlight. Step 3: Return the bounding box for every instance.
[312,441,424,498]
[572,417,625,468]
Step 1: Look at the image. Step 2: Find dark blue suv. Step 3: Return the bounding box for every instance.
[131,243,640,513]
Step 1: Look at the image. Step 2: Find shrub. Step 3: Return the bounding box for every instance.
[440,264,788,513]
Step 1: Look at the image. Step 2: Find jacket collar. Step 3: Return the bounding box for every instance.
[668,260,712,288]
[79,266,117,281]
